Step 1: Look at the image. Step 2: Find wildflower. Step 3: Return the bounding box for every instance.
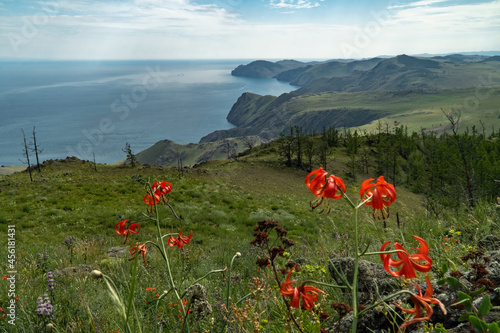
[36,294,53,317]
[64,236,75,248]
[305,168,345,212]
[152,181,172,202]
[115,219,140,243]
[47,271,54,291]
[168,229,193,248]
[305,167,328,196]
[395,275,446,329]
[380,236,432,279]
[143,194,160,213]
[129,242,149,266]
[280,266,325,310]
[359,176,396,219]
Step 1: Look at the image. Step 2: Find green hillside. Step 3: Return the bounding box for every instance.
[199,86,500,144]
[1,135,499,332]
[296,55,500,94]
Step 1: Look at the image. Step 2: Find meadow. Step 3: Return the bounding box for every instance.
[0,138,498,332]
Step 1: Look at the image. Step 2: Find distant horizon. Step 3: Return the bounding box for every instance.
[1,50,500,62]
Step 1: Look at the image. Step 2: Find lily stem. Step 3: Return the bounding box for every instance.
[352,206,360,332]
[152,188,190,333]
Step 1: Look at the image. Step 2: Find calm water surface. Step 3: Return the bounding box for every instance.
[0,60,297,165]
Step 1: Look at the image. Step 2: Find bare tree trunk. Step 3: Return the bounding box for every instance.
[20,129,33,182]
[31,125,42,173]
[92,151,97,171]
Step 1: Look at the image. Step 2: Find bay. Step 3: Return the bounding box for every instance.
[0,60,297,166]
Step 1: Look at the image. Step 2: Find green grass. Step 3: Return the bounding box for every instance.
[290,86,500,134]
[0,146,498,332]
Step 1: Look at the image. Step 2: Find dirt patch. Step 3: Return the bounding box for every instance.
[0,165,26,177]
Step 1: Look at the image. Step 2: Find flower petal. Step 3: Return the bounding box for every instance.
[115,220,128,235]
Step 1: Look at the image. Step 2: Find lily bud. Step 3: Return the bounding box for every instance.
[90,270,103,279]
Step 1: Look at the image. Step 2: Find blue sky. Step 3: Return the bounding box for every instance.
[0,0,499,60]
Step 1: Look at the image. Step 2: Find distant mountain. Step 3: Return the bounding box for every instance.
[275,58,383,86]
[231,59,308,78]
[232,58,382,85]
[295,54,497,94]
[431,54,489,63]
[141,53,500,166]
[202,54,500,143]
[481,55,500,62]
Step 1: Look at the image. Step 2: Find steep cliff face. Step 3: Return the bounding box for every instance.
[231,59,308,78]
[200,91,384,143]
[226,92,276,126]
[231,60,288,78]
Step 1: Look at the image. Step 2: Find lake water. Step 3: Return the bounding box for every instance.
[0,60,297,165]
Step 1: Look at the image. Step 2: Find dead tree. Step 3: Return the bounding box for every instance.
[31,125,43,173]
[20,129,33,182]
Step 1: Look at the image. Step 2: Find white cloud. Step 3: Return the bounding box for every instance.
[387,0,500,31]
[0,0,498,60]
[388,0,450,10]
[269,0,324,9]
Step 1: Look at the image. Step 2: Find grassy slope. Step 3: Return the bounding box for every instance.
[136,137,260,167]
[288,86,500,134]
[0,142,498,332]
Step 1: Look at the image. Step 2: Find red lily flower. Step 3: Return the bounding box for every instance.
[359,176,396,219]
[115,219,140,243]
[380,236,432,279]
[168,229,193,248]
[129,242,149,266]
[143,194,160,213]
[395,275,447,329]
[305,168,328,196]
[280,266,325,310]
[152,181,172,202]
[305,168,346,212]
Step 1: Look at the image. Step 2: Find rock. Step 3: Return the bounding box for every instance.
[333,307,393,333]
[54,264,92,277]
[184,284,212,320]
[328,257,400,304]
[107,246,128,259]
[478,235,500,251]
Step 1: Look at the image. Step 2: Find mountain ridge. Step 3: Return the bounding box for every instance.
[137,54,500,166]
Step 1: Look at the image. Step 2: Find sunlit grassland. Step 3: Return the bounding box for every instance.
[0,143,498,331]
[289,85,500,134]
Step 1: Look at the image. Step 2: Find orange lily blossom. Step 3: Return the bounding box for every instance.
[143,193,160,212]
[305,168,346,211]
[305,167,328,196]
[359,176,396,219]
[380,236,432,279]
[115,219,140,243]
[168,229,193,248]
[280,266,325,310]
[395,275,446,329]
[152,181,172,203]
[129,242,149,266]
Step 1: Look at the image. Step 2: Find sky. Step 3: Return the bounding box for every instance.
[0,0,499,60]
